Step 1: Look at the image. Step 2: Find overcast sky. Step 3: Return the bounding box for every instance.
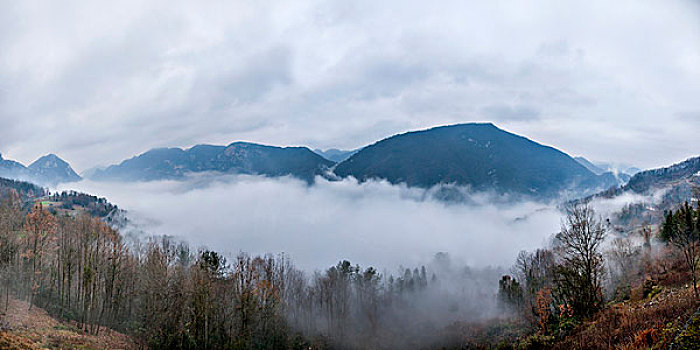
[1,0,698,172]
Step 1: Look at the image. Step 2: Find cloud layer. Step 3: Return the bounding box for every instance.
[1,0,699,171]
[61,175,561,271]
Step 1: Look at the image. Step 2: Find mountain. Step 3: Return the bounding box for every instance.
[0,153,80,186]
[88,142,335,182]
[28,154,82,185]
[333,123,617,199]
[314,148,360,163]
[574,156,606,175]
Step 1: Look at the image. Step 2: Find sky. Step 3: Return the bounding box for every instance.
[1,0,699,172]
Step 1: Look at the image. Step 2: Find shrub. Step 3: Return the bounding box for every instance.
[517,334,554,350]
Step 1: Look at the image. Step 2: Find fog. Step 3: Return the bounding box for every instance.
[53,175,672,347]
[59,175,561,272]
[590,188,668,220]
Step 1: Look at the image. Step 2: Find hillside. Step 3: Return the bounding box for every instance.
[0,177,47,201]
[588,156,700,231]
[89,142,335,182]
[334,123,617,199]
[0,297,137,350]
[624,156,700,195]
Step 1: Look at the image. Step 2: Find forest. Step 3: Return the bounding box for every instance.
[1,182,700,349]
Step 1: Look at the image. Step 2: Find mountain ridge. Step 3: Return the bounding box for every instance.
[88,142,335,182]
[333,123,618,199]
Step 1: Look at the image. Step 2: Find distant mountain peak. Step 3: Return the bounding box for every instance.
[31,153,68,167]
[313,148,360,163]
[29,154,82,184]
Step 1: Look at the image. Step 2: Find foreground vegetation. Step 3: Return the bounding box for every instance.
[495,201,700,349]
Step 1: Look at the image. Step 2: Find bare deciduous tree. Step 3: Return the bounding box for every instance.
[553,201,606,317]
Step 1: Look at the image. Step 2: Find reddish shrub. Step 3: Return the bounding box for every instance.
[633,327,660,348]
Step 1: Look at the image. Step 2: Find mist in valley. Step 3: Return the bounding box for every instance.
[59,175,562,272]
[51,175,672,348]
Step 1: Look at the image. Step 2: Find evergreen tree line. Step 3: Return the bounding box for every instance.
[50,191,119,217]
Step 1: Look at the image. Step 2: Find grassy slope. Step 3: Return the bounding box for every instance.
[0,297,138,350]
[549,285,699,349]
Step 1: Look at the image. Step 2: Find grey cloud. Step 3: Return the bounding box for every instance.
[675,111,700,123]
[482,103,541,121]
[0,0,699,171]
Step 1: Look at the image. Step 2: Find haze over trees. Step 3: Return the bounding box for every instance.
[3,159,700,350]
[2,150,700,349]
[0,185,505,349]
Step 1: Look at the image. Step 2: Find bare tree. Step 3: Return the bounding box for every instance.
[607,236,640,299]
[24,203,58,310]
[0,190,22,312]
[514,248,555,326]
[554,201,607,317]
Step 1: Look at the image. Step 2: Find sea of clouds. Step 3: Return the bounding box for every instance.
[59,175,569,272]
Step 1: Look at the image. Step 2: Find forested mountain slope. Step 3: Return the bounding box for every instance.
[589,156,700,230]
[334,123,618,199]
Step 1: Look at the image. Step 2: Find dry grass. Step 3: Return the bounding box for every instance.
[552,285,699,350]
[0,297,139,350]
[0,332,41,350]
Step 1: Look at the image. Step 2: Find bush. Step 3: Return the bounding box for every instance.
[517,334,554,350]
[633,327,660,348]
